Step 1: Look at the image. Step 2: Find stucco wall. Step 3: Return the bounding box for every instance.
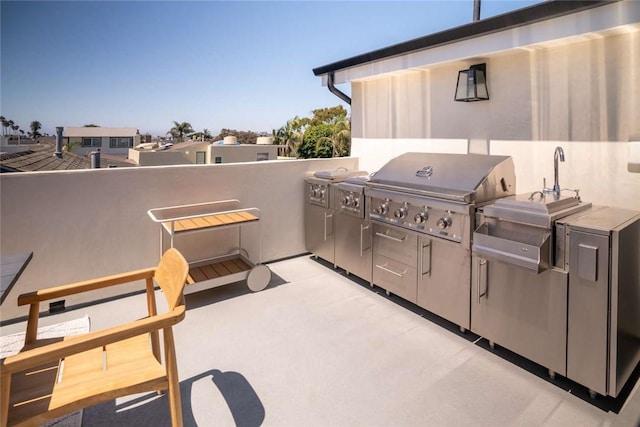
[209,145,279,163]
[0,157,358,320]
[130,149,192,166]
[351,30,639,142]
[70,135,141,156]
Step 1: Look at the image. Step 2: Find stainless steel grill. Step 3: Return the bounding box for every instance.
[305,170,367,264]
[365,152,516,330]
[334,175,372,281]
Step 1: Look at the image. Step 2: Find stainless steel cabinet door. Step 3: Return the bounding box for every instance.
[417,238,471,330]
[567,231,610,396]
[471,258,568,376]
[335,215,372,282]
[305,203,334,264]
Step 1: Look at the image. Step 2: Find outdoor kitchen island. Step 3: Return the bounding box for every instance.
[306,152,640,402]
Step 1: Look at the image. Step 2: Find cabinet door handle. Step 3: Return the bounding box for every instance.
[375,231,406,242]
[375,262,406,278]
[324,212,334,240]
[477,259,488,304]
[360,224,371,256]
[421,241,432,277]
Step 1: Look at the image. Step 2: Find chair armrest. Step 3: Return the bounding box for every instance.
[1,305,185,374]
[17,267,157,306]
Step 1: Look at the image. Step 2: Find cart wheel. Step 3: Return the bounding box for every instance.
[247,264,271,292]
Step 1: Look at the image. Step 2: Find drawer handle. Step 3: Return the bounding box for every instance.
[375,231,406,243]
[375,262,406,278]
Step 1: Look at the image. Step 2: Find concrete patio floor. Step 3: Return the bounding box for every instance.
[3,255,640,426]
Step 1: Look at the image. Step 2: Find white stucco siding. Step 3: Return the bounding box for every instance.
[351,30,639,143]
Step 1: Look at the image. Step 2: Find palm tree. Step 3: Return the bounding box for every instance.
[273,118,303,157]
[0,116,7,136]
[331,116,351,157]
[315,116,351,157]
[7,120,15,136]
[168,121,193,142]
[30,121,42,138]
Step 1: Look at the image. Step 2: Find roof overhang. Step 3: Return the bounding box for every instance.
[314,0,639,85]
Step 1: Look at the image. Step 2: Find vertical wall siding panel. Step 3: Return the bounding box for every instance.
[351,82,364,139]
[350,31,637,142]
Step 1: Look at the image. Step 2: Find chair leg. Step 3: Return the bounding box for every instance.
[163,327,183,427]
[1,373,11,427]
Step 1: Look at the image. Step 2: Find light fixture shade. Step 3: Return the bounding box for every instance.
[455,63,489,102]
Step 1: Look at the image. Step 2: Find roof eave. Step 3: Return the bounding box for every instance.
[312,0,617,77]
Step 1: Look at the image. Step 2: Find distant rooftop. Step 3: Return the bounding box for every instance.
[0,143,135,172]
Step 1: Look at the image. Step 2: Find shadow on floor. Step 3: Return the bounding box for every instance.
[185,270,288,310]
[475,338,640,414]
[82,369,265,426]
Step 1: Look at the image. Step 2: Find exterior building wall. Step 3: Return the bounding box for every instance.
[350,30,640,211]
[70,135,141,156]
[209,145,279,164]
[129,149,192,166]
[351,31,639,142]
[129,143,278,166]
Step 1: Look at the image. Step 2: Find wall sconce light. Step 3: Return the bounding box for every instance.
[454,63,489,102]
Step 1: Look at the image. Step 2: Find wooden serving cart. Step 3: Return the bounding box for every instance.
[147,199,271,293]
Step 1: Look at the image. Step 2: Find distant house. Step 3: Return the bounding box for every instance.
[65,127,141,156]
[128,137,279,166]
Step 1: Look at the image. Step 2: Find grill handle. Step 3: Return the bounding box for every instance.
[360,224,371,256]
[476,258,488,304]
[375,262,406,278]
[375,230,406,243]
[324,212,334,241]
[421,240,432,277]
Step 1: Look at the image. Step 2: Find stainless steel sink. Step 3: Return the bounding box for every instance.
[483,194,590,227]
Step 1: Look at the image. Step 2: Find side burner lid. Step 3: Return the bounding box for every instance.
[313,169,368,181]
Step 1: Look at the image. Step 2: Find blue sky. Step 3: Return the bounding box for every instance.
[1,1,539,137]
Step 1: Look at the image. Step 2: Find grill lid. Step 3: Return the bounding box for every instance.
[368,152,515,203]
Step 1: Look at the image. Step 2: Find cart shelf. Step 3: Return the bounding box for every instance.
[187,256,251,284]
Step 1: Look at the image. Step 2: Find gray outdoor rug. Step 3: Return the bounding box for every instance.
[0,315,91,427]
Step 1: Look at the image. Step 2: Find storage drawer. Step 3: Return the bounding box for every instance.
[373,254,417,303]
[373,222,417,267]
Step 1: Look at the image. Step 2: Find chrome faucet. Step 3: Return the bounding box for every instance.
[553,146,565,194]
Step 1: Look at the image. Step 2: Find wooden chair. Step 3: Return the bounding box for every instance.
[0,248,190,427]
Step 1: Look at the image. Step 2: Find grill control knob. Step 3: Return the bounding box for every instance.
[352,198,360,208]
[414,212,428,224]
[394,207,407,219]
[375,203,388,215]
[342,195,352,206]
[437,216,452,229]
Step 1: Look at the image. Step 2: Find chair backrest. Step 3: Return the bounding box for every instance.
[155,248,189,310]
